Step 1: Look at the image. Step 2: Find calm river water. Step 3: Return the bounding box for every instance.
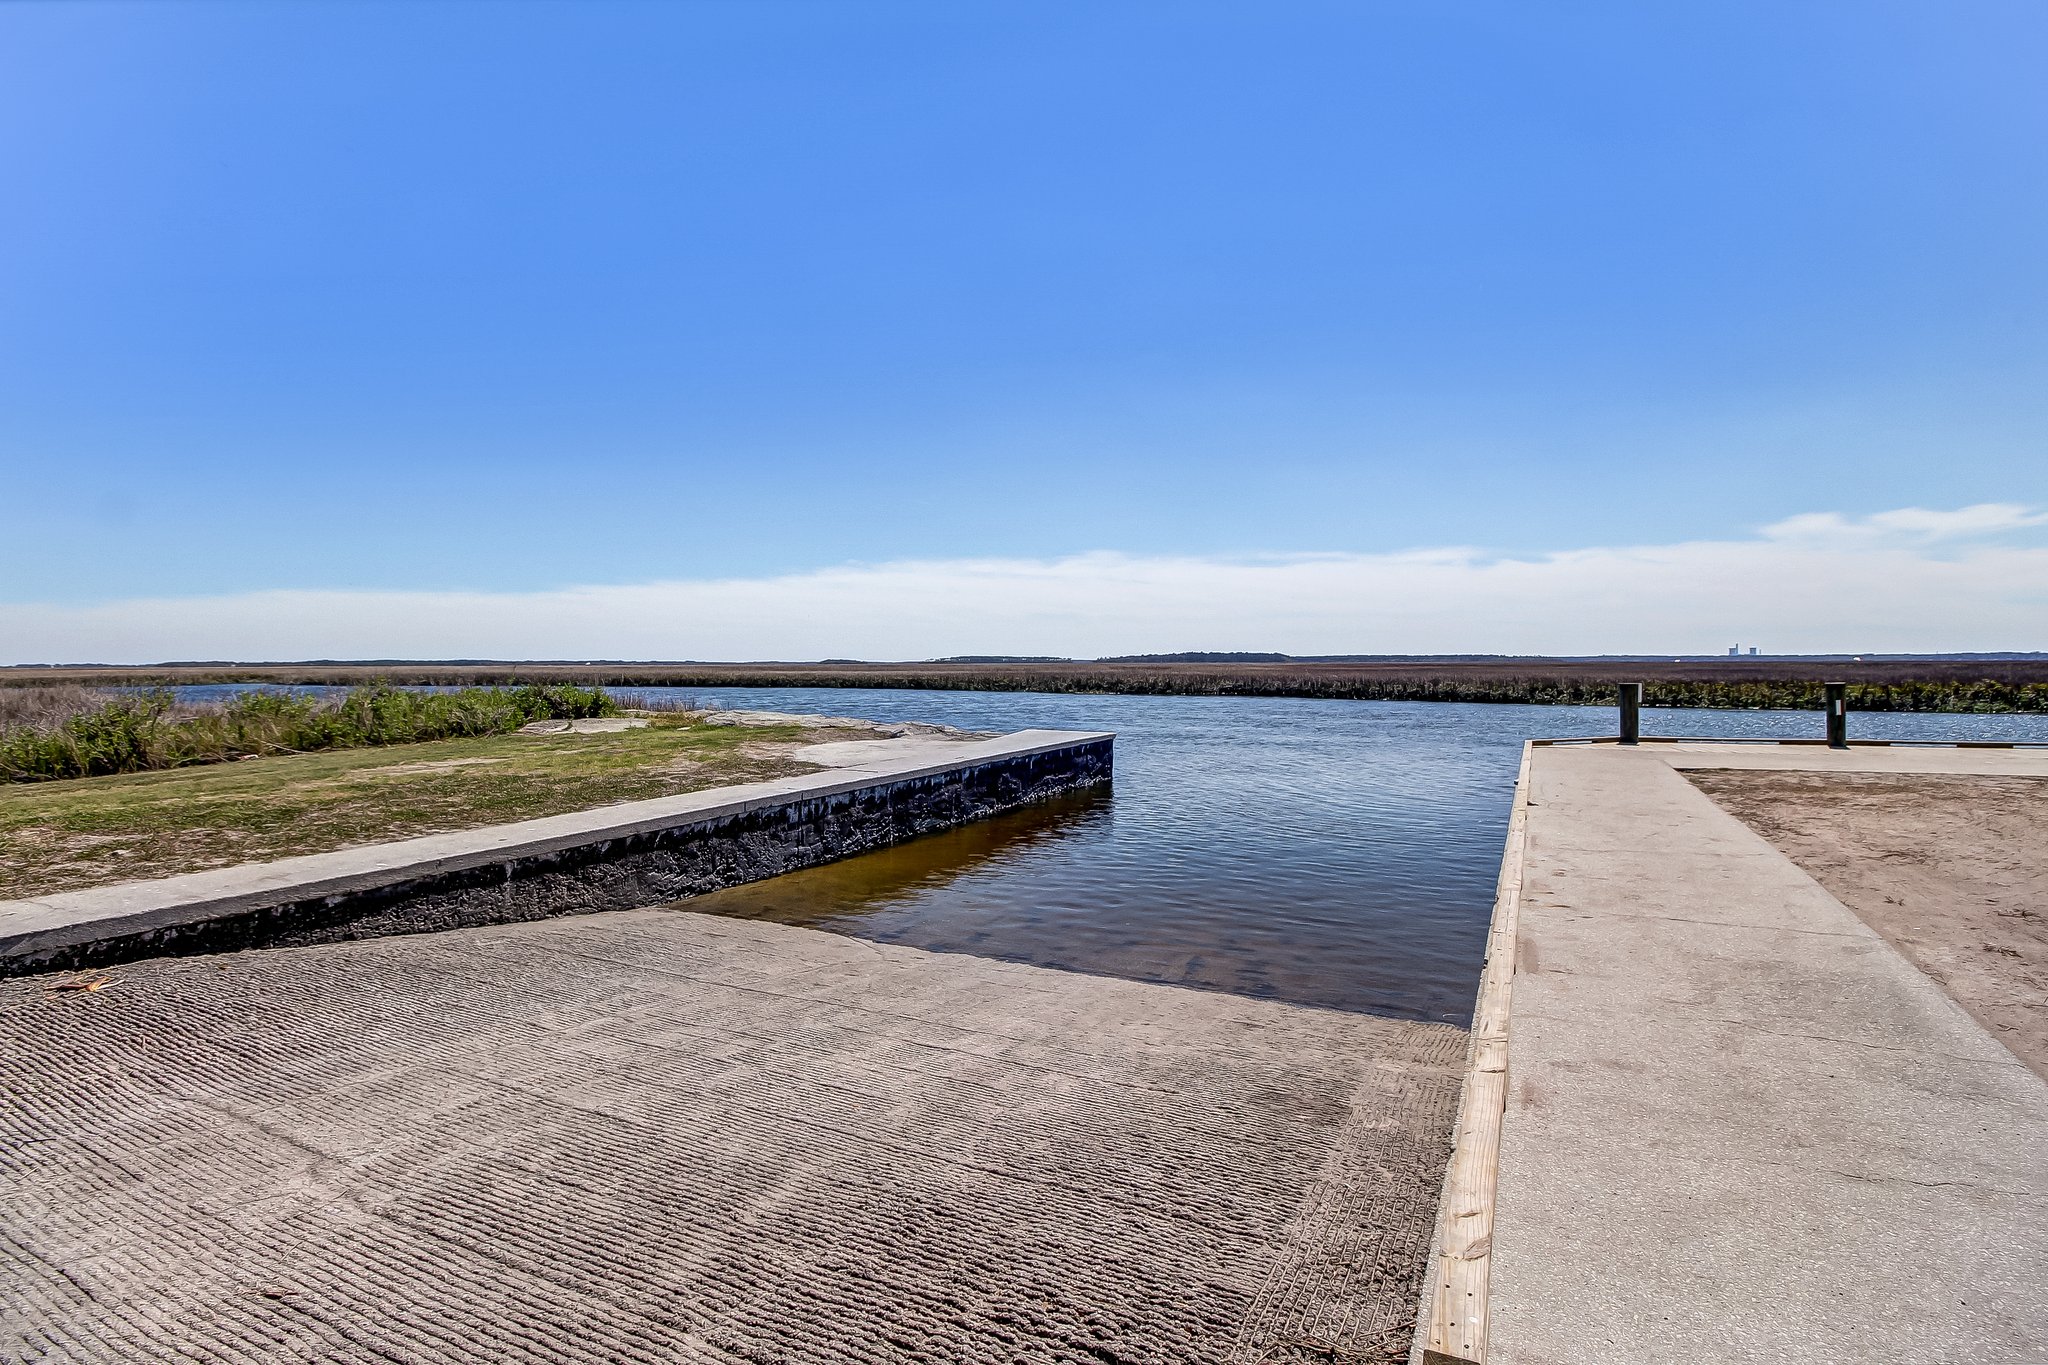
[586,688,2048,1025]
[174,683,2048,1023]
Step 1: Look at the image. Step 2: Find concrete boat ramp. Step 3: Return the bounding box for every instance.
[1425,741,2048,1365]
[0,727,1465,1365]
[1,910,1463,1365]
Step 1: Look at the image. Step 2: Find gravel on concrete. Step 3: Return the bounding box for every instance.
[1685,769,2048,1081]
[1,912,1464,1365]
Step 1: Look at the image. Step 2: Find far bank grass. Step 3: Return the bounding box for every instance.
[16,663,2046,713]
[0,718,847,900]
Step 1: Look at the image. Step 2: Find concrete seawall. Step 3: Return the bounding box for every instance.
[0,728,1111,977]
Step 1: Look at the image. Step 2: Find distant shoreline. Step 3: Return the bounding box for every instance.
[6,658,2046,712]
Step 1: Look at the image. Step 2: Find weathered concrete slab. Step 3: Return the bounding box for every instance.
[1,911,1465,1364]
[1482,744,2048,1365]
[0,729,1109,976]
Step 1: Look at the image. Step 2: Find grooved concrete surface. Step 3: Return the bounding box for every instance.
[1,911,1464,1365]
[1491,745,2048,1365]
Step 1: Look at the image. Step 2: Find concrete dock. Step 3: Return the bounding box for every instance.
[1424,742,2048,1364]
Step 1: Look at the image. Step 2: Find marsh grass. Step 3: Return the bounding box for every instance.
[0,684,129,732]
[0,682,615,783]
[15,660,2042,712]
[509,669,2048,712]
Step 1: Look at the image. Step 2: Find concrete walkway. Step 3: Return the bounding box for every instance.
[1483,743,2048,1364]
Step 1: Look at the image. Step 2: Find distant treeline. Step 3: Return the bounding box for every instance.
[1202,676,2048,712]
[563,669,2027,712]
[8,660,2048,713]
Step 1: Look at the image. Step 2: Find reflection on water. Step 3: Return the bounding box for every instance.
[689,789,1112,930]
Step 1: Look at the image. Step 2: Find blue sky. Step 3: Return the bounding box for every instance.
[2,1,2044,657]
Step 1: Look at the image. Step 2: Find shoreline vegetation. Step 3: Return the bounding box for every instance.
[0,710,858,898]
[0,683,615,783]
[5,659,2046,714]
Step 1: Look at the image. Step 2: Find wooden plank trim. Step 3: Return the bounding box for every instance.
[1420,739,1534,1364]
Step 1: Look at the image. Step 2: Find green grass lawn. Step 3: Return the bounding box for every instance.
[0,718,852,900]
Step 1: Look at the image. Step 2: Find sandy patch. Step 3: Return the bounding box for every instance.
[515,717,651,735]
[1686,769,2048,1080]
[356,756,511,776]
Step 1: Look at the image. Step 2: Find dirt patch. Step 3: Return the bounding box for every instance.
[354,756,509,776]
[515,716,652,734]
[1686,769,2048,1079]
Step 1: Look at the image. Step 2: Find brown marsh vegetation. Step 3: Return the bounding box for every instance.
[11,658,2046,712]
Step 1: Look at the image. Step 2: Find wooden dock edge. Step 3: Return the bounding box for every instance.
[1416,739,1533,1365]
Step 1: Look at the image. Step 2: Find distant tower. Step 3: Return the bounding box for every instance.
[1748,646,1759,656]
[1728,646,1740,657]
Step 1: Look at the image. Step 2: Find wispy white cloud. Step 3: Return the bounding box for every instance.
[1760,501,2048,544]
[4,507,2043,663]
